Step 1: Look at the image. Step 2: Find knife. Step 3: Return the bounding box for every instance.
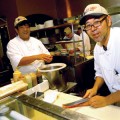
[62,98,89,108]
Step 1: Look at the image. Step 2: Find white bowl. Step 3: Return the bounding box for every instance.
[30,26,37,31]
[41,37,49,44]
[44,20,54,28]
[36,24,44,29]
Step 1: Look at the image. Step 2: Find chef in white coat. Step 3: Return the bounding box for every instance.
[76,25,91,55]
[80,4,120,107]
[7,16,53,74]
[64,27,91,55]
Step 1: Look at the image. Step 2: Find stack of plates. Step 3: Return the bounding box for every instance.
[30,26,38,31]
[44,20,54,28]
[36,24,44,29]
[40,37,49,44]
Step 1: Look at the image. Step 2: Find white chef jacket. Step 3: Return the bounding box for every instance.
[64,33,91,55]
[7,36,50,74]
[94,27,120,93]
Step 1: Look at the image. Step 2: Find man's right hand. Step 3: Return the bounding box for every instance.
[38,54,53,63]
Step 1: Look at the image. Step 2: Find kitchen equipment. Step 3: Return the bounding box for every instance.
[38,63,67,91]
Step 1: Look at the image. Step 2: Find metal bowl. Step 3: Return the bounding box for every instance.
[39,63,67,91]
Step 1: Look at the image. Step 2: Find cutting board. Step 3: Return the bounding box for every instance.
[52,92,120,120]
[0,81,28,99]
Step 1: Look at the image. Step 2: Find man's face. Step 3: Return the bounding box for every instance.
[77,28,82,34]
[85,15,111,43]
[15,24,30,40]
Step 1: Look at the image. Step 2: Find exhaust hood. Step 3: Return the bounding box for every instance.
[107,6,120,27]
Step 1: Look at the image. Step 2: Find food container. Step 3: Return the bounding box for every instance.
[29,73,37,86]
[38,63,67,91]
[13,69,21,82]
[24,74,32,89]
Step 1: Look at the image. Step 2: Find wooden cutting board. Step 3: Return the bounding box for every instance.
[0,81,28,99]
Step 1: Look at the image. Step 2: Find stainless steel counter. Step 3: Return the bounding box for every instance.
[0,94,97,120]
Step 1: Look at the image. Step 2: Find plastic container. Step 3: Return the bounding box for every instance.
[13,69,21,82]
[37,74,43,84]
[29,73,37,86]
[24,74,32,89]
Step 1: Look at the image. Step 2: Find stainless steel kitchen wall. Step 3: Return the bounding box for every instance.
[107,6,120,27]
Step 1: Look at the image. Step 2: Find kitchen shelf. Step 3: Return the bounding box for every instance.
[30,22,86,64]
[55,40,82,44]
[30,23,78,33]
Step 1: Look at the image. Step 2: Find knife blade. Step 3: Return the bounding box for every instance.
[62,98,89,108]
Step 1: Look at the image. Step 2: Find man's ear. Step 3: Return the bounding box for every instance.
[107,15,112,26]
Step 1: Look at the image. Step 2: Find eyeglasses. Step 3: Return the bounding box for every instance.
[84,16,107,31]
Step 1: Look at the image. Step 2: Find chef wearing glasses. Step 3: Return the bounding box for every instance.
[80,4,120,108]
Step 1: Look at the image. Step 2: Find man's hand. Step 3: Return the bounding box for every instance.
[89,95,108,108]
[83,88,97,98]
[38,54,53,63]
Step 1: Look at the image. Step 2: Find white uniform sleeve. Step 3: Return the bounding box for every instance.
[7,40,23,71]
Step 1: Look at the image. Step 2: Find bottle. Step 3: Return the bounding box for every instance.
[29,72,37,86]
[13,68,21,82]
[36,72,43,84]
[24,74,32,89]
[36,60,44,83]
